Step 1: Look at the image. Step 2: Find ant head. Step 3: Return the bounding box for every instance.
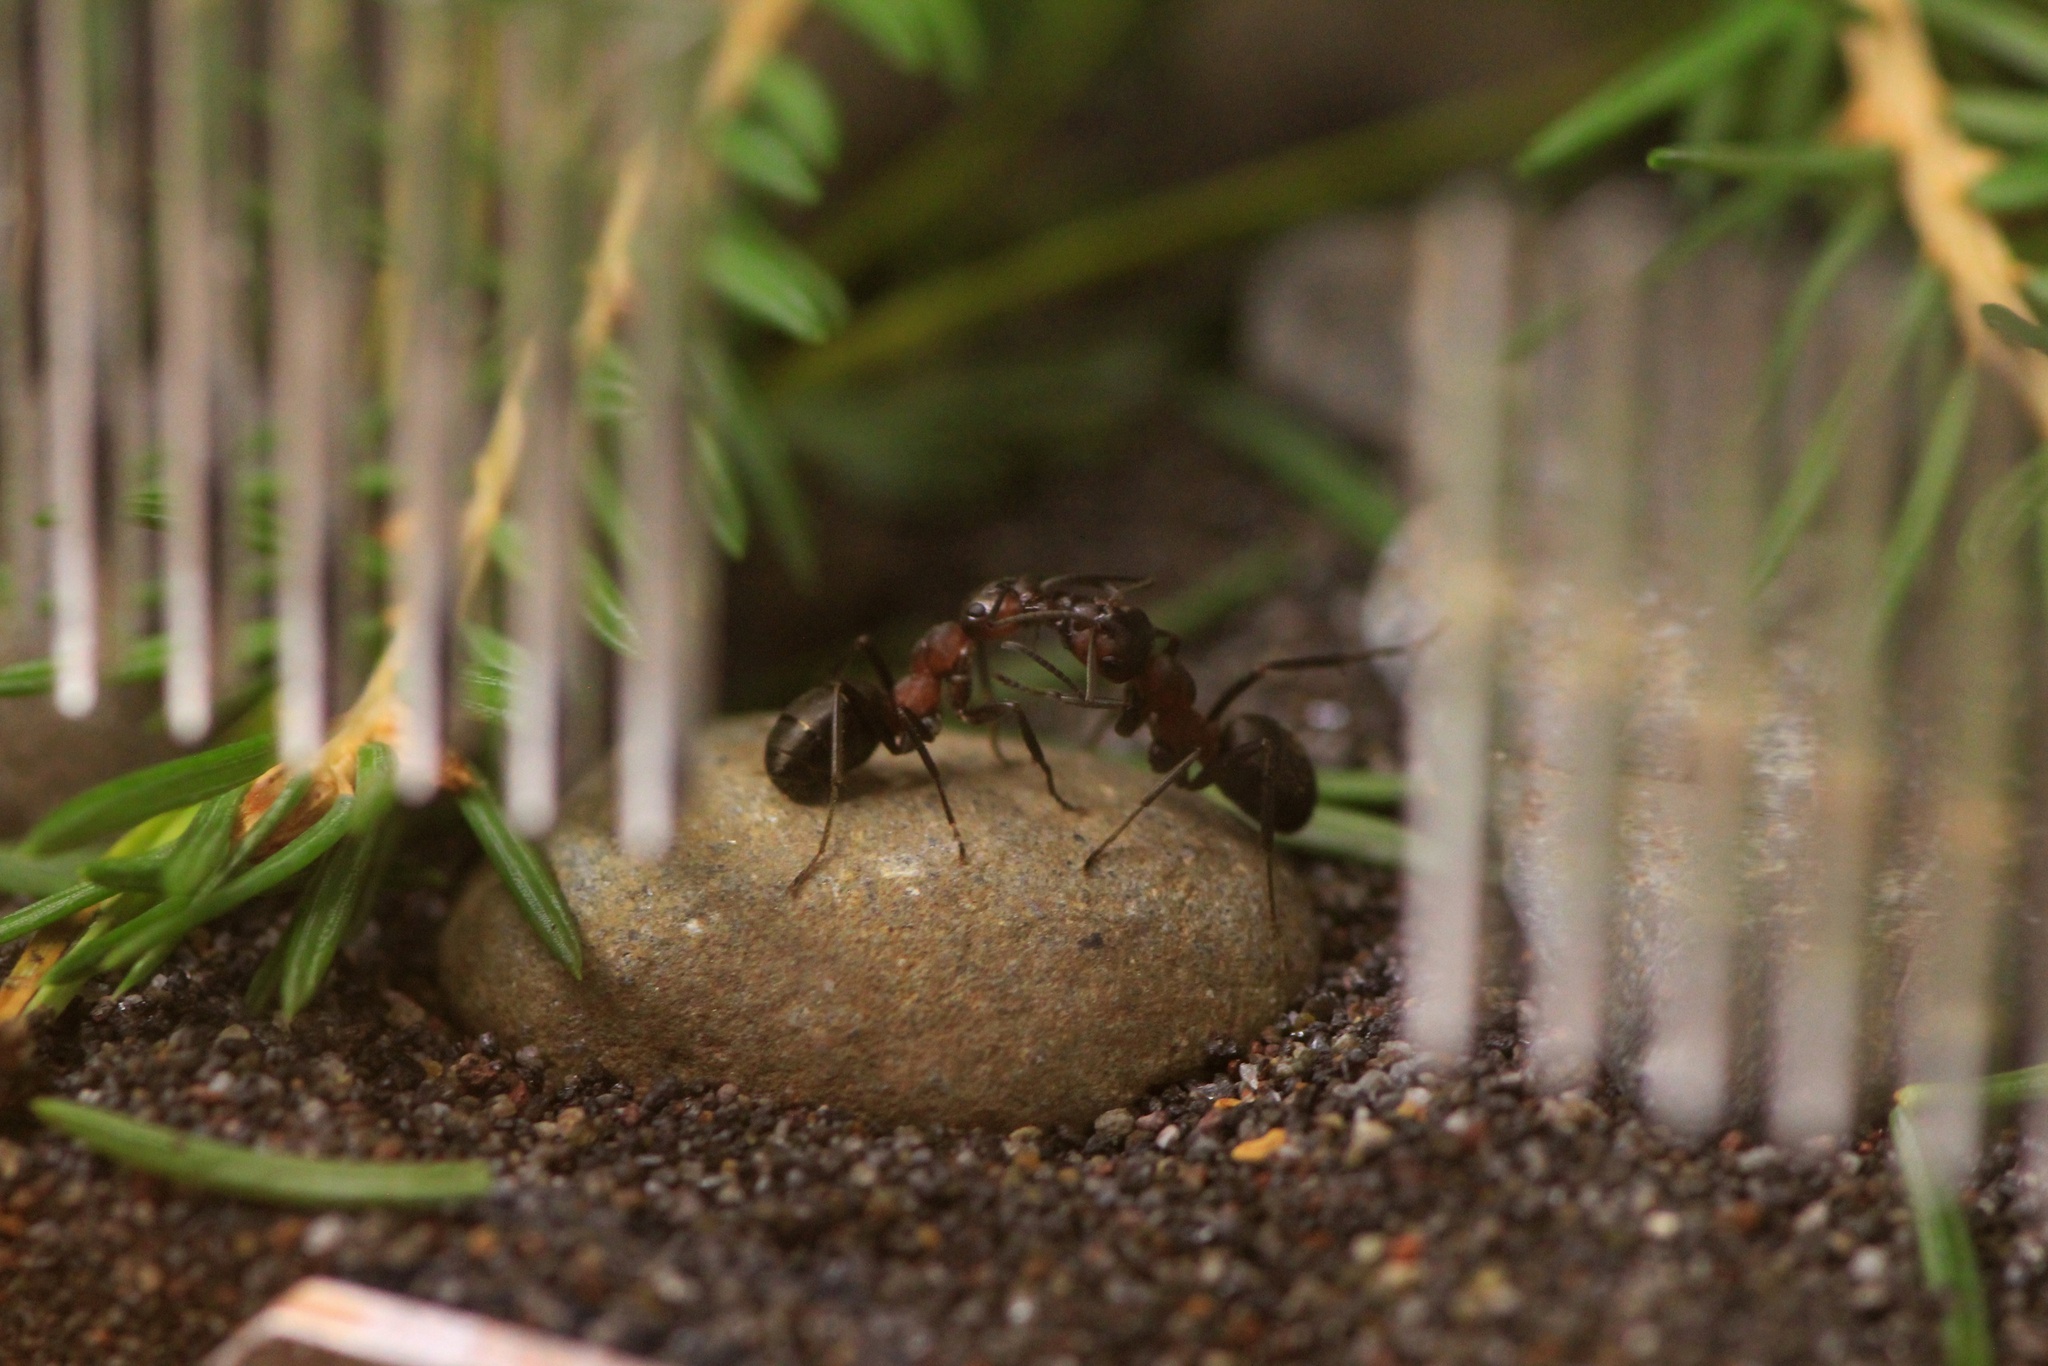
[960,579,1029,639]
[1074,604,1155,683]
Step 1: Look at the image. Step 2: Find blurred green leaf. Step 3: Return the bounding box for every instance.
[699,344,819,585]
[1959,444,2048,568]
[818,0,931,72]
[0,846,93,899]
[1950,85,2048,146]
[1984,301,2048,354]
[1890,1103,1994,1366]
[717,117,823,205]
[32,1098,494,1208]
[1189,384,1401,552]
[460,623,518,725]
[163,788,244,898]
[779,336,1169,510]
[0,881,111,950]
[703,218,851,344]
[1752,267,1945,594]
[581,552,640,656]
[0,657,54,697]
[580,343,637,424]
[1872,365,1980,645]
[1646,141,1889,179]
[914,0,988,93]
[278,818,393,1021]
[1757,6,1835,140]
[750,55,840,168]
[696,419,750,560]
[1971,150,2048,213]
[1757,188,1894,424]
[1518,0,1805,178]
[22,736,275,856]
[1316,769,1405,809]
[1922,0,2048,85]
[1205,789,1404,867]
[458,783,582,977]
[1150,542,1300,640]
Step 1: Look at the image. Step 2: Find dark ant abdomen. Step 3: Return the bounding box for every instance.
[1215,715,1318,833]
[766,684,882,805]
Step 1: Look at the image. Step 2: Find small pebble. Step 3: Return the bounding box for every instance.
[1643,1210,1681,1241]
[1094,1108,1135,1138]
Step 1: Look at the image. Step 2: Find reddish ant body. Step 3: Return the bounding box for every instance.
[764,575,1137,892]
[1001,593,1397,920]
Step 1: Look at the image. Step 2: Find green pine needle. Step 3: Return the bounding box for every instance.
[1971,149,2048,213]
[458,784,583,978]
[1890,1104,1994,1366]
[749,55,840,168]
[21,736,275,856]
[1871,364,1980,646]
[32,1098,493,1208]
[718,117,824,205]
[1189,384,1401,553]
[703,219,851,344]
[1313,768,1405,809]
[1646,141,1890,180]
[1517,0,1807,179]
[1922,0,2048,86]
[1950,84,2048,146]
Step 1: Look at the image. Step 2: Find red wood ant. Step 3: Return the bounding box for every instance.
[998,594,1403,922]
[764,575,1141,893]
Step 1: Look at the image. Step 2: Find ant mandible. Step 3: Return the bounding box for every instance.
[763,575,1140,894]
[999,594,1400,922]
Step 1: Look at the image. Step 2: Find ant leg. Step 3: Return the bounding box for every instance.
[992,671,1121,709]
[997,640,1087,696]
[1204,646,1414,724]
[789,681,850,895]
[1083,750,1200,873]
[960,701,1081,812]
[855,635,969,865]
[974,648,1011,764]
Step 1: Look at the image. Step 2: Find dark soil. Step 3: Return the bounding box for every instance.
[4,836,2048,1364]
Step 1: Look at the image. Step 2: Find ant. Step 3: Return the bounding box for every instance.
[764,576,1140,893]
[997,593,1403,922]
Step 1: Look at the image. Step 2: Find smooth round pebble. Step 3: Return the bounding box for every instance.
[441,714,1319,1130]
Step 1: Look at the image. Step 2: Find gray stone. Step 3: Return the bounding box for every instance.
[441,715,1318,1131]
[0,676,178,838]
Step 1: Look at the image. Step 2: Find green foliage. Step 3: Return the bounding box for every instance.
[21,736,274,856]
[1189,384,1401,552]
[717,117,823,205]
[1970,149,2048,212]
[1950,85,2048,145]
[278,817,394,1020]
[1517,1,1808,179]
[1872,365,1981,644]
[817,0,987,93]
[32,1098,494,1207]
[1920,0,2048,85]
[1150,542,1300,641]
[0,881,113,951]
[749,55,841,169]
[695,419,750,560]
[1204,789,1404,867]
[457,783,582,978]
[1314,769,1405,809]
[1644,141,1888,179]
[1983,300,2048,354]
[703,217,851,345]
[1890,1103,1994,1366]
[0,847,93,900]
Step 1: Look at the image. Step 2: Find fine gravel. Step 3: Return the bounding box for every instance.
[5,850,2048,1366]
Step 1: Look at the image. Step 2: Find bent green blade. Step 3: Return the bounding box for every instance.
[31,1098,493,1208]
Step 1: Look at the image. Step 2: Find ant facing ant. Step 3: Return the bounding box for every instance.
[764,575,1139,893]
[997,592,1402,922]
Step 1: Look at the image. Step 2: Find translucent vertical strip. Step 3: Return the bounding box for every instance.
[37,0,97,716]
[388,0,458,803]
[270,0,339,765]
[618,14,719,858]
[500,7,579,835]
[1508,187,1653,1087]
[1897,414,2022,1188]
[1398,179,1513,1062]
[0,0,33,654]
[94,13,150,678]
[1766,270,1899,1143]
[156,0,214,741]
[1638,245,1769,1133]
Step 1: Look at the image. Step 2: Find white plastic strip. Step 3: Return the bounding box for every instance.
[270,0,338,765]
[38,0,97,717]
[1898,406,2022,1187]
[389,0,459,803]
[1637,243,1769,1133]
[501,11,578,835]
[1398,179,1513,1062]
[156,0,214,742]
[1766,269,1898,1143]
[0,2,33,654]
[206,1277,655,1366]
[1505,186,1655,1087]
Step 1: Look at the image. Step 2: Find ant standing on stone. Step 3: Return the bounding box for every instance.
[763,576,1139,894]
[998,594,1406,923]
